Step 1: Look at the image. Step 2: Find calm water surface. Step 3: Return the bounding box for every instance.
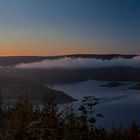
[54,80,140,128]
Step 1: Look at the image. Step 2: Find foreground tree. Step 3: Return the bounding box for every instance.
[0,95,139,140]
[5,96,39,140]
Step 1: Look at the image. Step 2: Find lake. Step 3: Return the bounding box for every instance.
[54,80,140,128]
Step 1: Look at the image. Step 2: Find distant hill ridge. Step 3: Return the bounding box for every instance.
[0,54,137,66]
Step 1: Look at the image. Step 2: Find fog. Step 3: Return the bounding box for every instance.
[15,56,140,69]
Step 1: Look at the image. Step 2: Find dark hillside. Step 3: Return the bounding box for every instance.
[0,77,75,104]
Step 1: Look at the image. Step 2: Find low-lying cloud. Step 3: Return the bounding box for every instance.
[15,56,140,69]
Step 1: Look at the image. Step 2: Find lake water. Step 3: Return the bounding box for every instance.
[54,80,140,128]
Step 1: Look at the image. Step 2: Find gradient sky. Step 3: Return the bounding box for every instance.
[0,0,139,56]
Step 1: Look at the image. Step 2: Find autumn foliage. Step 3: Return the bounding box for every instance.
[0,96,139,140]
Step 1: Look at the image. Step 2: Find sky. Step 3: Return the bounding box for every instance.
[0,0,139,56]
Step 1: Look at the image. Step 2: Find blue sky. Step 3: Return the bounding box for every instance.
[0,0,139,55]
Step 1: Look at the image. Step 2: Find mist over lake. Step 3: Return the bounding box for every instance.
[0,55,140,129]
[15,56,140,69]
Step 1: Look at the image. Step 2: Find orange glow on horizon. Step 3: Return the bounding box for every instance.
[0,39,104,56]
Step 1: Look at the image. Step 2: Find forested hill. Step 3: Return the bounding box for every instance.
[0,77,75,104]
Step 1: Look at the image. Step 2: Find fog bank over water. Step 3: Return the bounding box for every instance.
[15,56,140,69]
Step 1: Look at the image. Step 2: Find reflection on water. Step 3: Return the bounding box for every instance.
[54,80,140,128]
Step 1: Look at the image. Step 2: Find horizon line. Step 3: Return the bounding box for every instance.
[0,53,138,57]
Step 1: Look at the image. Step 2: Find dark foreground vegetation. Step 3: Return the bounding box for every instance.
[0,96,139,140]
